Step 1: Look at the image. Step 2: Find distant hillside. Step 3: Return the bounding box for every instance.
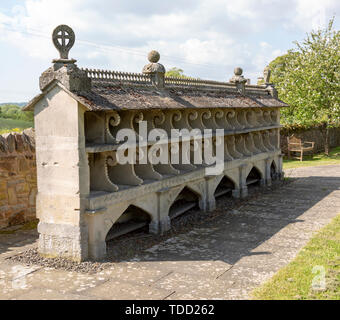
[0,103,33,129]
[0,118,34,134]
[0,102,27,107]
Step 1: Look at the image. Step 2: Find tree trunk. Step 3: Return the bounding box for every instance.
[324,127,330,156]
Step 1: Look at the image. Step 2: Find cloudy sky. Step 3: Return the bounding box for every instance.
[0,0,339,102]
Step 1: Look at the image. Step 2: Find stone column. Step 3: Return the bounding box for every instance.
[35,87,90,262]
[34,31,92,260]
[278,154,284,180]
[265,158,272,186]
[205,176,217,212]
[155,187,176,234]
[239,164,248,198]
[156,185,187,234]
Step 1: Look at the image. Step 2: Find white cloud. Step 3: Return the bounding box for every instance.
[294,0,337,30]
[252,42,285,78]
[0,0,339,100]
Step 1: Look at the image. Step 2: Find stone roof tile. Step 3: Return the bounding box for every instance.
[74,81,288,111]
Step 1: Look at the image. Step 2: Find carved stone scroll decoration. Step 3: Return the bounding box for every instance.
[106,111,121,143]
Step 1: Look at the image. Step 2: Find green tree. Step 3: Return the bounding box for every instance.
[269,53,294,86]
[0,104,33,122]
[270,18,340,154]
[165,67,189,78]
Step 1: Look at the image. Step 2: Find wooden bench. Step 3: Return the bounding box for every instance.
[287,136,315,161]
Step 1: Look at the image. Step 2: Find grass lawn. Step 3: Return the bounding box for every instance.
[283,146,340,169]
[252,215,340,300]
[0,117,33,134]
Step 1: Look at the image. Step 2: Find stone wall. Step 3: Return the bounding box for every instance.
[0,129,37,229]
[280,126,340,154]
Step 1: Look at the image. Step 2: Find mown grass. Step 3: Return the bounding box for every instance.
[252,215,340,300]
[283,146,340,169]
[0,117,33,134]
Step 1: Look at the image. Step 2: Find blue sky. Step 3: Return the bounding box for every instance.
[0,0,339,102]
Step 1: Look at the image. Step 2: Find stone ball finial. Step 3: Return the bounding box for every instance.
[234,67,243,76]
[229,66,246,86]
[148,50,160,63]
[142,50,165,76]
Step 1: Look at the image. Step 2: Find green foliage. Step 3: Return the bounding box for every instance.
[165,67,189,78]
[257,78,265,85]
[0,104,33,122]
[0,118,33,134]
[281,123,340,135]
[269,53,292,87]
[270,18,340,127]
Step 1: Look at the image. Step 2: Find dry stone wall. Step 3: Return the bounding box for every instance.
[0,129,37,229]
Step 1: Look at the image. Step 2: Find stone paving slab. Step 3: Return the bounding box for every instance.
[120,260,233,280]
[82,279,174,300]
[100,265,171,287]
[0,262,42,299]
[153,271,232,300]
[25,268,109,294]
[14,288,98,300]
[0,164,339,300]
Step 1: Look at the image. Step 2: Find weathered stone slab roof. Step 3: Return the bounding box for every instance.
[24,72,288,112]
[74,80,288,111]
[24,63,288,112]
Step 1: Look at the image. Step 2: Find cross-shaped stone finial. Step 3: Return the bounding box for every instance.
[52,25,75,61]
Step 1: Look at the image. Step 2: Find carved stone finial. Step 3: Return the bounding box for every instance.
[148,50,160,63]
[143,50,165,74]
[52,25,76,63]
[262,66,277,97]
[142,50,165,89]
[263,65,271,84]
[229,67,247,94]
[234,67,243,76]
[40,24,91,92]
[230,67,247,84]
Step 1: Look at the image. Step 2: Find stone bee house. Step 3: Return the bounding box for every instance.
[24,25,287,261]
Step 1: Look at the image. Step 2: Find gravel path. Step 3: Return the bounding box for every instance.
[1,164,339,300]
